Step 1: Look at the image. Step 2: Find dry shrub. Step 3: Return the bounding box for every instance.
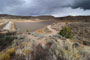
[50,39,86,60]
[0,48,15,60]
[0,52,10,60]
[37,29,45,33]
[26,29,30,32]
[7,48,15,55]
[23,49,31,56]
[22,42,30,47]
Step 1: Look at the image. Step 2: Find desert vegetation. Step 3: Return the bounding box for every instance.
[0,48,15,60]
[59,26,74,38]
[68,22,90,46]
[8,33,90,60]
[0,15,90,60]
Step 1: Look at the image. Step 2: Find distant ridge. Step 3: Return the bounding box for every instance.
[0,14,90,22]
[0,14,55,20]
[56,15,90,22]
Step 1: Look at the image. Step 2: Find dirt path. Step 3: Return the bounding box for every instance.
[46,22,66,36]
[47,25,58,36]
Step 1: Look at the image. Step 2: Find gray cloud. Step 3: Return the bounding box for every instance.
[0,0,23,12]
[71,0,90,9]
[0,0,90,17]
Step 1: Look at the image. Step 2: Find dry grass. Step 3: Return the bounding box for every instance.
[0,52,10,60]
[22,42,30,47]
[50,39,90,60]
[37,29,45,33]
[0,48,15,60]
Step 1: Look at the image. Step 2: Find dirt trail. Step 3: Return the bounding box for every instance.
[46,22,66,36]
[47,25,58,36]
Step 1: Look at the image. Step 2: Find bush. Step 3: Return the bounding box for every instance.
[59,26,73,38]
[7,48,15,55]
[0,48,15,60]
[0,52,10,60]
[26,29,29,32]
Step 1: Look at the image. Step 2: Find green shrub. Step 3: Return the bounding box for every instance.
[59,26,73,38]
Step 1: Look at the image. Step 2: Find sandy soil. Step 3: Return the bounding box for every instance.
[12,19,53,23]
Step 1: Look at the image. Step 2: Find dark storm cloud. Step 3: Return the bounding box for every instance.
[0,0,90,17]
[10,0,73,16]
[72,0,90,9]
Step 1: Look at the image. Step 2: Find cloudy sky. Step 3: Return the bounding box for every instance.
[0,0,90,17]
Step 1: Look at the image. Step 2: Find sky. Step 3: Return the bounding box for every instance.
[0,0,90,17]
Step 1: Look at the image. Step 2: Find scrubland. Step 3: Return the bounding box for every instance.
[0,18,90,60]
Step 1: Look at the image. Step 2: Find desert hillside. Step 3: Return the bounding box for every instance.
[0,15,90,60]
